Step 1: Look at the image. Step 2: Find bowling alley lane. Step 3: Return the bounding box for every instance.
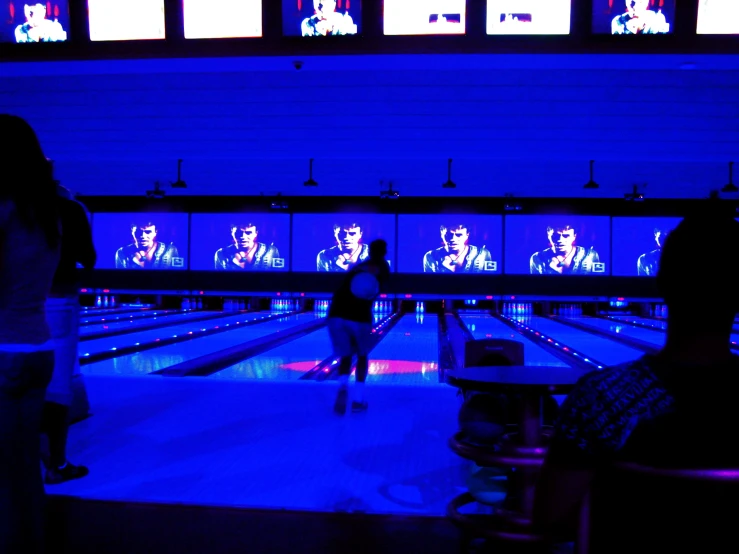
[561,316,666,348]
[80,310,226,338]
[81,313,323,376]
[80,308,181,325]
[211,326,334,380]
[359,314,441,386]
[458,314,572,367]
[79,312,277,359]
[509,316,645,367]
[588,315,739,348]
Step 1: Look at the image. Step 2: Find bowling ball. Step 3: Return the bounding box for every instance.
[458,392,508,445]
[350,271,379,300]
[467,463,507,506]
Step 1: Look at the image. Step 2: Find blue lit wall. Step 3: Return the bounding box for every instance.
[2,53,739,198]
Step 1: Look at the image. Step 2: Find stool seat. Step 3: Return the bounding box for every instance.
[449,430,551,468]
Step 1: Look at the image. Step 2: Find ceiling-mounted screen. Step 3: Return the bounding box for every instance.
[397,215,502,274]
[611,217,682,276]
[697,0,739,34]
[505,216,610,275]
[486,0,570,35]
[384,0,465,35]
[1,1,70,43]
[292,213,395,272]
[190,213,289,271]
[183,0,262,39]
[283,0,360,36]
[92,213,188,270]
[592,0,674,34]
[88,0,165,41]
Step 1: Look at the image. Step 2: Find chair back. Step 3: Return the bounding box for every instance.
[577,461,739,554]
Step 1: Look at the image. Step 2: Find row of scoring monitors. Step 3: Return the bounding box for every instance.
[3,1,739,44]
[90,213,687,276]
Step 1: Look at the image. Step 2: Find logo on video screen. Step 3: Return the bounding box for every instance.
[484,261,498,272]
[272,258,285,269]
[170,257,185,268]
[593,262,606,273]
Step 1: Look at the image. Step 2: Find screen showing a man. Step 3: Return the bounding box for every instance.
[397,214,502,274]
[215,224,282,271]
[592,0,674,34]
[190,213,288,271]
[1,2,69,43]
[505,216,610,275]
[318,222,368,272]
[486,0,571,35]
[283,0,360,36]
[92,213,188,270]
[424,224,492,273]
[115,221,181,269]
[292,214,395,272]
[611,217,681,276]
[697,0,739,34]
[384,0,465,35]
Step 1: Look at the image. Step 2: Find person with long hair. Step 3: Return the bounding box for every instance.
[0,114,61,553]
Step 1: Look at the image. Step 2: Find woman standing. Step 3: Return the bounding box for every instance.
[0,114,61,553]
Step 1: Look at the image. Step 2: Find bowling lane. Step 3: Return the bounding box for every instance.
[563,317,666,348]
[80,308,181,325]
[82,313,323,376]
[363,314,440,386]
[604,316,739,346]
[459,315,571,367]
[212,328,333,380]
[80,310,224,338]
[515,316,645,367]
[213,313,394,381]
[79,312,274,358]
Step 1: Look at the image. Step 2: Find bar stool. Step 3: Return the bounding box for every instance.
[446,339,552,549]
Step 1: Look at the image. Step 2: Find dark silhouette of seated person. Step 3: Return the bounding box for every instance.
[533,213,739,547]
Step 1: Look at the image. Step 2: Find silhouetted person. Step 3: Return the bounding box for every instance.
[329,239,390,414]
[42,184,95,484]
[534,213,739,547]
[0,114,61,554]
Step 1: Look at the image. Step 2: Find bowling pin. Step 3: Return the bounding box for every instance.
[95,295,102,308]
[103,295,109,308]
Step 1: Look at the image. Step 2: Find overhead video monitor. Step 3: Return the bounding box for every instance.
[384,0,466,35]
[183,0,262,39]
[88,0,165,41]
[486,0,571,35]
[505,215,610,275]
[292,213,395,272]
[611,217,682,276]
[697,0,739,34]
[92,213,188,270]
[397,215,502,274]
[283,0,361,36]
[592,0,674,35]
[1,1,70,43]
[190,213,289,271]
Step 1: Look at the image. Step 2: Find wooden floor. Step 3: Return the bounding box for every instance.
[54,375,468,516]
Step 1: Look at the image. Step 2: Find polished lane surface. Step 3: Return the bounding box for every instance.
[80,310,225,338]
[511,316,645,367]
[460,314,571,367]
[82,313,323,376]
